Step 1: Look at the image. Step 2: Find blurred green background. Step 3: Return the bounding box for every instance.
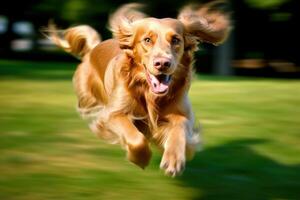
[1,0,300,200]
[1,0,300,76]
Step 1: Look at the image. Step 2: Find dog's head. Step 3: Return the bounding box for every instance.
[110,3,230,95]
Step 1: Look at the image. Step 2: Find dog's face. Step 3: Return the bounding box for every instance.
[132,18,185,95]
[110,4,230,95]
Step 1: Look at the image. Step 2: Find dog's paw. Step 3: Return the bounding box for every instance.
[127,138,152,169]
[160,150,185,177]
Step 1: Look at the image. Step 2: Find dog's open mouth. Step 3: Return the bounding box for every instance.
[146,71,172,95]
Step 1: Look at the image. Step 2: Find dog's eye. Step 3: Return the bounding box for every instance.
[171,37,180,45]
[144,37,152,44]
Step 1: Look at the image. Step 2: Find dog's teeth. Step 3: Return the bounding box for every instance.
[163,75,171,83]
[166,75,170,82]
[164,75,168,82]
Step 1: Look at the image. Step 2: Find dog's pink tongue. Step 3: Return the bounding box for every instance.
[149,74,169,93]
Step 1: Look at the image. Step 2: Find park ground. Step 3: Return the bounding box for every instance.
[0,59,300,200]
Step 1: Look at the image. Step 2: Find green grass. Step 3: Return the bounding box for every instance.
[0,59,300,200]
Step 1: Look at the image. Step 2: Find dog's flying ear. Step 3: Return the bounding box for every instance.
[178,1,231,50]
[109,3,146,49]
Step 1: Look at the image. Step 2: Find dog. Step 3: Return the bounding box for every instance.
[48,3,230,176]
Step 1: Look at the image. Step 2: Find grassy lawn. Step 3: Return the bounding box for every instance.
[0,59,300,200]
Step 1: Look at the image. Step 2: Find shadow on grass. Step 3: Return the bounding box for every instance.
[168,139,300,200]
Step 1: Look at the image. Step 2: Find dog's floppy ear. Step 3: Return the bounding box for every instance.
[178,1,231,50]
[109,3,146,50]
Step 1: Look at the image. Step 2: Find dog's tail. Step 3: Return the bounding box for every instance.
[45,23,101,58]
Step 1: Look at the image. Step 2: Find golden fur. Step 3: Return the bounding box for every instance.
[48,3,230,176]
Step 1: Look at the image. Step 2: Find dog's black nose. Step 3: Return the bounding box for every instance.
[154,57,171,70]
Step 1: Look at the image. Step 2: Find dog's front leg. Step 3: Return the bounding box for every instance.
[160,115,189,176]
[97,114,152,169]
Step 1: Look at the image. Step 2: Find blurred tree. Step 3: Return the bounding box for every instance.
[31,0,115,38]
[245,0,289,9]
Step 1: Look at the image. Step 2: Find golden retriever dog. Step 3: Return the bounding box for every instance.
[48,3,230,176]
